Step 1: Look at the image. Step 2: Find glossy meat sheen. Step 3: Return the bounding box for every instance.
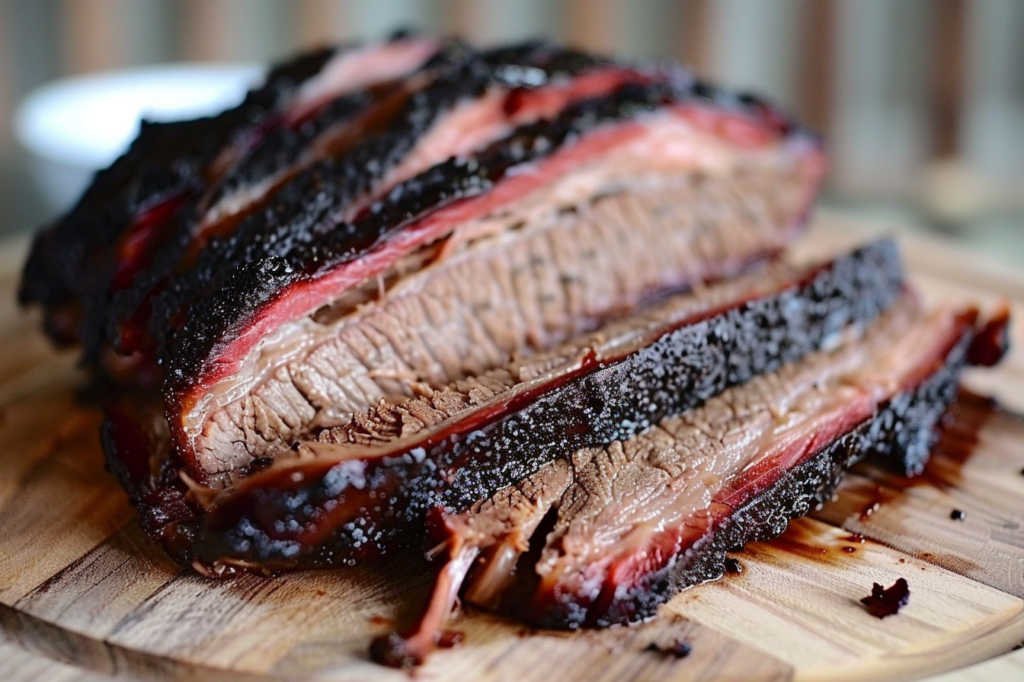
[157,240,902,570]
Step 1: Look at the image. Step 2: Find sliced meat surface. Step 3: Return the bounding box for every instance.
[522,299,966,626]
[162,80,823,419]
[369,296,989,666]
[128,240,903,571]
[191,160,812,485]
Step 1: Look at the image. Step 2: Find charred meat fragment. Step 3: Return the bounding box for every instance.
[861,578,911,618]
[644,640,692,659]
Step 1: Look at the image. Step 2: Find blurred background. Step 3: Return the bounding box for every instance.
[0,0,1022,264]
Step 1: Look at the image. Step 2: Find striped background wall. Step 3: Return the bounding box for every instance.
[0,0,1022,221]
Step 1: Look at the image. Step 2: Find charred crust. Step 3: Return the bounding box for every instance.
[21,36,814,401]
[860,578,910,618]
[117,41,608,364]
[157,47,636,388]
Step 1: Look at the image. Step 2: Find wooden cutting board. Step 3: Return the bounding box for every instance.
[2,211,1024,682]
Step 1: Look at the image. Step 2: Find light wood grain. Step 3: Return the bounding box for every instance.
[814,405,1024,600]
[1,216,1024,682]
[670,518,1024,682]
[928,647,1024,682]
[0,628,114,682]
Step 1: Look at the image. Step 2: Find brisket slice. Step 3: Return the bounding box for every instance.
[371,297,996,667]
[24,39,826,564]
[104,240,902,570]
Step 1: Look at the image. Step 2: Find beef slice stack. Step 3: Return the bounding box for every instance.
[19,33,1009,667]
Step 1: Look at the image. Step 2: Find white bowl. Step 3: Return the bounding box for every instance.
[14,63,264,212]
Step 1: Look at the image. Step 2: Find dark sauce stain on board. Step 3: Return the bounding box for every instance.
[917,551,985,577]
[858,488,899,521]
[936,399,988,449]
[724,557,743,574]
[767,525,832,562]
[767,522,872,565]
[845,392,1001,581]
[860,578,910,618]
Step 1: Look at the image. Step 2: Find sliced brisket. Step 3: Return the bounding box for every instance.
[129,240,903,570]
[91,45,827,510]
[110,42,622,368]
[371,296,993,665]
[23,43,827,543]
[22,37,1012,671]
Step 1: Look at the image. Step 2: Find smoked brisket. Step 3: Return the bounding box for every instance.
[17,36,1010,670]
[371,296,998,665]
[104,240,904,570]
